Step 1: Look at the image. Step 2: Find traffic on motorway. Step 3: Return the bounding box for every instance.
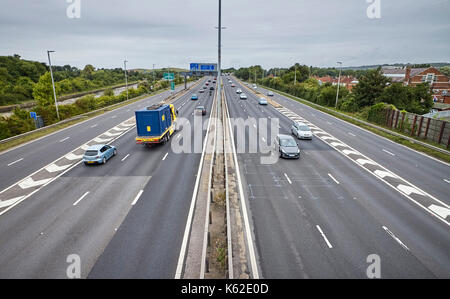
[0,1,449,290]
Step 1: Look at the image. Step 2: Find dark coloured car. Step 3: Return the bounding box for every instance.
[275,134,300,159]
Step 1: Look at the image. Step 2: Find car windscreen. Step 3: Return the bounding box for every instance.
[280,139,297,147]
[299,126,310,131]
[85,150,98,156]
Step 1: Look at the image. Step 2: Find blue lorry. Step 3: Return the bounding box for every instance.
[135,103,177,145]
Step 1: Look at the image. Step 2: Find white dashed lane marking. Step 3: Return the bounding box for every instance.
[7,158,23,166]
[274,105,450,226]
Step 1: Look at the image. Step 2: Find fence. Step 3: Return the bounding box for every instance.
[384,109,450,148]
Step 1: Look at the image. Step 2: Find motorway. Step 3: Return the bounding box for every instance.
[0,77,215,278]
[0,74,448,279]
[224,77,449,278]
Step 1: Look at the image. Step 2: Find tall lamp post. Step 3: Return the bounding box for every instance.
[124,59,128,101]
[47,50,60,120]
[335,61,342,108]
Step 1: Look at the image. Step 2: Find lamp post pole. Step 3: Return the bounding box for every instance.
[124,59,128,101]
[335,61,342,108]
[47,50,60,120]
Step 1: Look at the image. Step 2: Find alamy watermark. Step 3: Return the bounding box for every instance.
[366,254,381,278]
[366,0,381,19]
[170,115,281,164]
[66,0,81,19]
[66,254,81,278]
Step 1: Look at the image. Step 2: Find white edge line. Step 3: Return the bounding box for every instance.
[224,89,260,279]
[174,91,216,279]
[131,190,144,206]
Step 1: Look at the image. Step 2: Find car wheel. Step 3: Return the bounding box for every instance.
[102,157,106,164]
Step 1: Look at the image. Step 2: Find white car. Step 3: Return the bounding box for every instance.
[236,89,242,94]
[252,84,257,89]
[291,122,313,140]
[240,93,247,99]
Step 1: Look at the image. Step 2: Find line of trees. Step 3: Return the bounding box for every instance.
[233,64,434,119]
[0,54,165,106]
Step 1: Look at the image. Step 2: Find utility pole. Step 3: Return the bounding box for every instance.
[153,63,155,84]
[217,0,222,111]
[47,50,60,120]
[124,59,128,101]
[294,64,297,85]
[335,61,342,108]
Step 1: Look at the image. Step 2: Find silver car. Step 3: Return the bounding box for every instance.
[291,122,313,140]
[275,134,300,159]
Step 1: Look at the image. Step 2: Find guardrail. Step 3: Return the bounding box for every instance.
[0,80,200,150]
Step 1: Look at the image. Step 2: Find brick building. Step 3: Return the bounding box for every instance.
[382,66,450,104]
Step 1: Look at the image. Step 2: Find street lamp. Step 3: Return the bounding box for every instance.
[47,50,60,120]
[335,61,342,108]
[124,59,128,101]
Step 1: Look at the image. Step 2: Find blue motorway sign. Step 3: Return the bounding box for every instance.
[190,63,217,72]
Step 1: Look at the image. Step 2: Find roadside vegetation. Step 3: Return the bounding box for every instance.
[231,64,449,162]
[0,54,192,141]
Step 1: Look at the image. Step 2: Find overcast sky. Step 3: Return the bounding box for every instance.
[0,0,449,70]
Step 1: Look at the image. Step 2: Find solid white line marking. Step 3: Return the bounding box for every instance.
[162,152,168,161]
[73,191,89,206]
[7,158,23,166]
[382,149,396,156]
[121,154,130,162]
[316,225,333,248]
[131,190,144,206]
[382,226,409,251]
[348,132,356,137]
[284,173,292,184]
[59,137,70,142]
[328,173,340,184]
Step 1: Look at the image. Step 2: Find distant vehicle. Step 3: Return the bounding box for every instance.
[236,89,242,94]
[212,81,216,84]
[195,105,206,115]
[199,89,205,93]
[208,79,211,82]
[240,93,247,99]
[292,122,312,140]
[203,86,208,89]
[83,144,116,165]
[252,84,257,89]
[135,103,177,145]
[267,91,274,96]
[231,83,236,87]
[258,97,268,105]
[209,86,214,90]
[191,94,198,100]
[275,134,300,159]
